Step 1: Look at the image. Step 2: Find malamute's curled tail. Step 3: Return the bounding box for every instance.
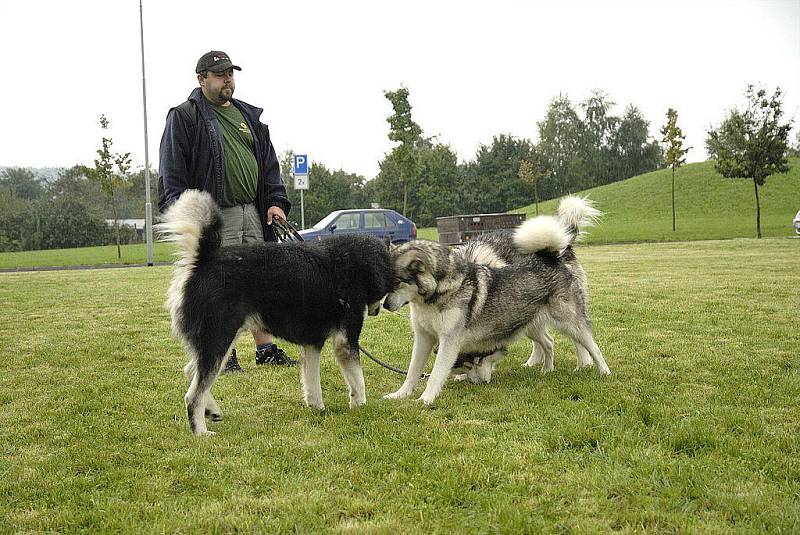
[155,189,223,267]
[154,190,223,341]
[513,196,601,255]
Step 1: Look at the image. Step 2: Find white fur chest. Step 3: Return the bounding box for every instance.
[410,303,463,337]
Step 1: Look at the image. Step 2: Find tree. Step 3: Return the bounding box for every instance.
[613,105,663,180]
[384,87,422,217]
[82,115,132,258]
[465,134,535,214]
[37,195,111,250]
[411,142,462,226]
[660,108,690,231]
[579,90,618,186]
[706,85,792,238]
[537,95,583,197]
[518,147,549,216]
[787,130,800,158]
[537,92,663,199]
[0,167,45,200]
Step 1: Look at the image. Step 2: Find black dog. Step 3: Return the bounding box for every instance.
[157,190,393,436]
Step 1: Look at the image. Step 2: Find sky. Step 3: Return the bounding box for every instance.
[1,0,798,181]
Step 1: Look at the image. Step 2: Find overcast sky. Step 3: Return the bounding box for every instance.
[1,0,798,181]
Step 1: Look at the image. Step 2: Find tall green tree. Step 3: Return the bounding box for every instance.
[411,142,462,226]
[706,85,792,238]
[518,147,549,216]
[613,105,663,180]
[660,108,690,231]
[0,167,45,200]
[579,90,618,186]
[537,95,583,197]
[465,134,535,214]
[384,87,422,217]
[82,115,131,258]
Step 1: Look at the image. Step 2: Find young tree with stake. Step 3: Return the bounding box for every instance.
[83,115,132,259]
[660,108,690,232]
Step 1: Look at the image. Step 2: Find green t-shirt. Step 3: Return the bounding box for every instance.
[208,100,259,207]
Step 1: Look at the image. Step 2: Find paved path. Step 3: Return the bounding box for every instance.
[0,262,171,273]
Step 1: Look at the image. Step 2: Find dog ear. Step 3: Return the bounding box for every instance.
[408,258,426,274]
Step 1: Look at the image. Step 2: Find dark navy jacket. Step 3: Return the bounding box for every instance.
[158,87,291,240]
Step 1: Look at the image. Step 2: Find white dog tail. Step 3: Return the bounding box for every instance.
[557,196,601,240]
[513,196,600,255]
[155,189,222,267]
[155,190,223,342]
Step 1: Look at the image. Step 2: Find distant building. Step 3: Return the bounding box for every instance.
[106,219,146,242]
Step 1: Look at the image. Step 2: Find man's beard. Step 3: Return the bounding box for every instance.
[218,86,233,101]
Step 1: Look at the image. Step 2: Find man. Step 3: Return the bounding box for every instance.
[158,50,294,372]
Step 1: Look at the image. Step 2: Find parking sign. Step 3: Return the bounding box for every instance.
[293,154,308,175]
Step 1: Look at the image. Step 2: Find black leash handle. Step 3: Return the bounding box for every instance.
[271,215,306,242]
[270,215,425,378]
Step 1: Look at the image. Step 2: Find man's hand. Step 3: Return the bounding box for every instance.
[266,206,286,225]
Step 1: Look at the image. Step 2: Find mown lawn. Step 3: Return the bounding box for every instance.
[0,242,176,270]
[1,238,798,532]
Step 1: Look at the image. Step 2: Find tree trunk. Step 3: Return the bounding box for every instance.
[403,180,408,217]
[112,187,122,259]
[671,166,676,232]
[753,178,761,239]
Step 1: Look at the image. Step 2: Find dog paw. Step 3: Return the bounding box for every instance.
[383,390,412,400]
[452,373,468,382]
[417,393,437,405]
[541,364,555,374]
[194,430,216,437]
[349,396,367,409]
[305,399,326,410]
[598,367,612,376]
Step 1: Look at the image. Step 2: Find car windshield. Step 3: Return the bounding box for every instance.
[311,211,341,230]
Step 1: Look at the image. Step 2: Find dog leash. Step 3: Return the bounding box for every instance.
[271,215,428,379]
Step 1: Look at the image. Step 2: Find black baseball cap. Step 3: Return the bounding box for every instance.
[195,51,242,74]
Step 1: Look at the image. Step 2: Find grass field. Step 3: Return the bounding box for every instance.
[0,242,176,270]
[1,238,798,532]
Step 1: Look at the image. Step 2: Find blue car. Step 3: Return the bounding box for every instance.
[298,209,417,244]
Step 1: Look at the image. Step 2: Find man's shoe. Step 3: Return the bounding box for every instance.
[255,344,297,366]
[221,349,244,374]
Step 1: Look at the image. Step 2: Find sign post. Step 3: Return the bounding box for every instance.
[293,154,309,229]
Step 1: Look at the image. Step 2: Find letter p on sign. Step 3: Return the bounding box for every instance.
[293,154,308,175]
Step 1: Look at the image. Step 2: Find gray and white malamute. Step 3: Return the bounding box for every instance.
[383,197,611,405]
[452,198,601,381]
[157,190,393,436]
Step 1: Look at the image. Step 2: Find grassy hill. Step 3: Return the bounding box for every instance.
[419,159,799,243]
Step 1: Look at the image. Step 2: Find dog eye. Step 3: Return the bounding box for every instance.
[393,277,409,288]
